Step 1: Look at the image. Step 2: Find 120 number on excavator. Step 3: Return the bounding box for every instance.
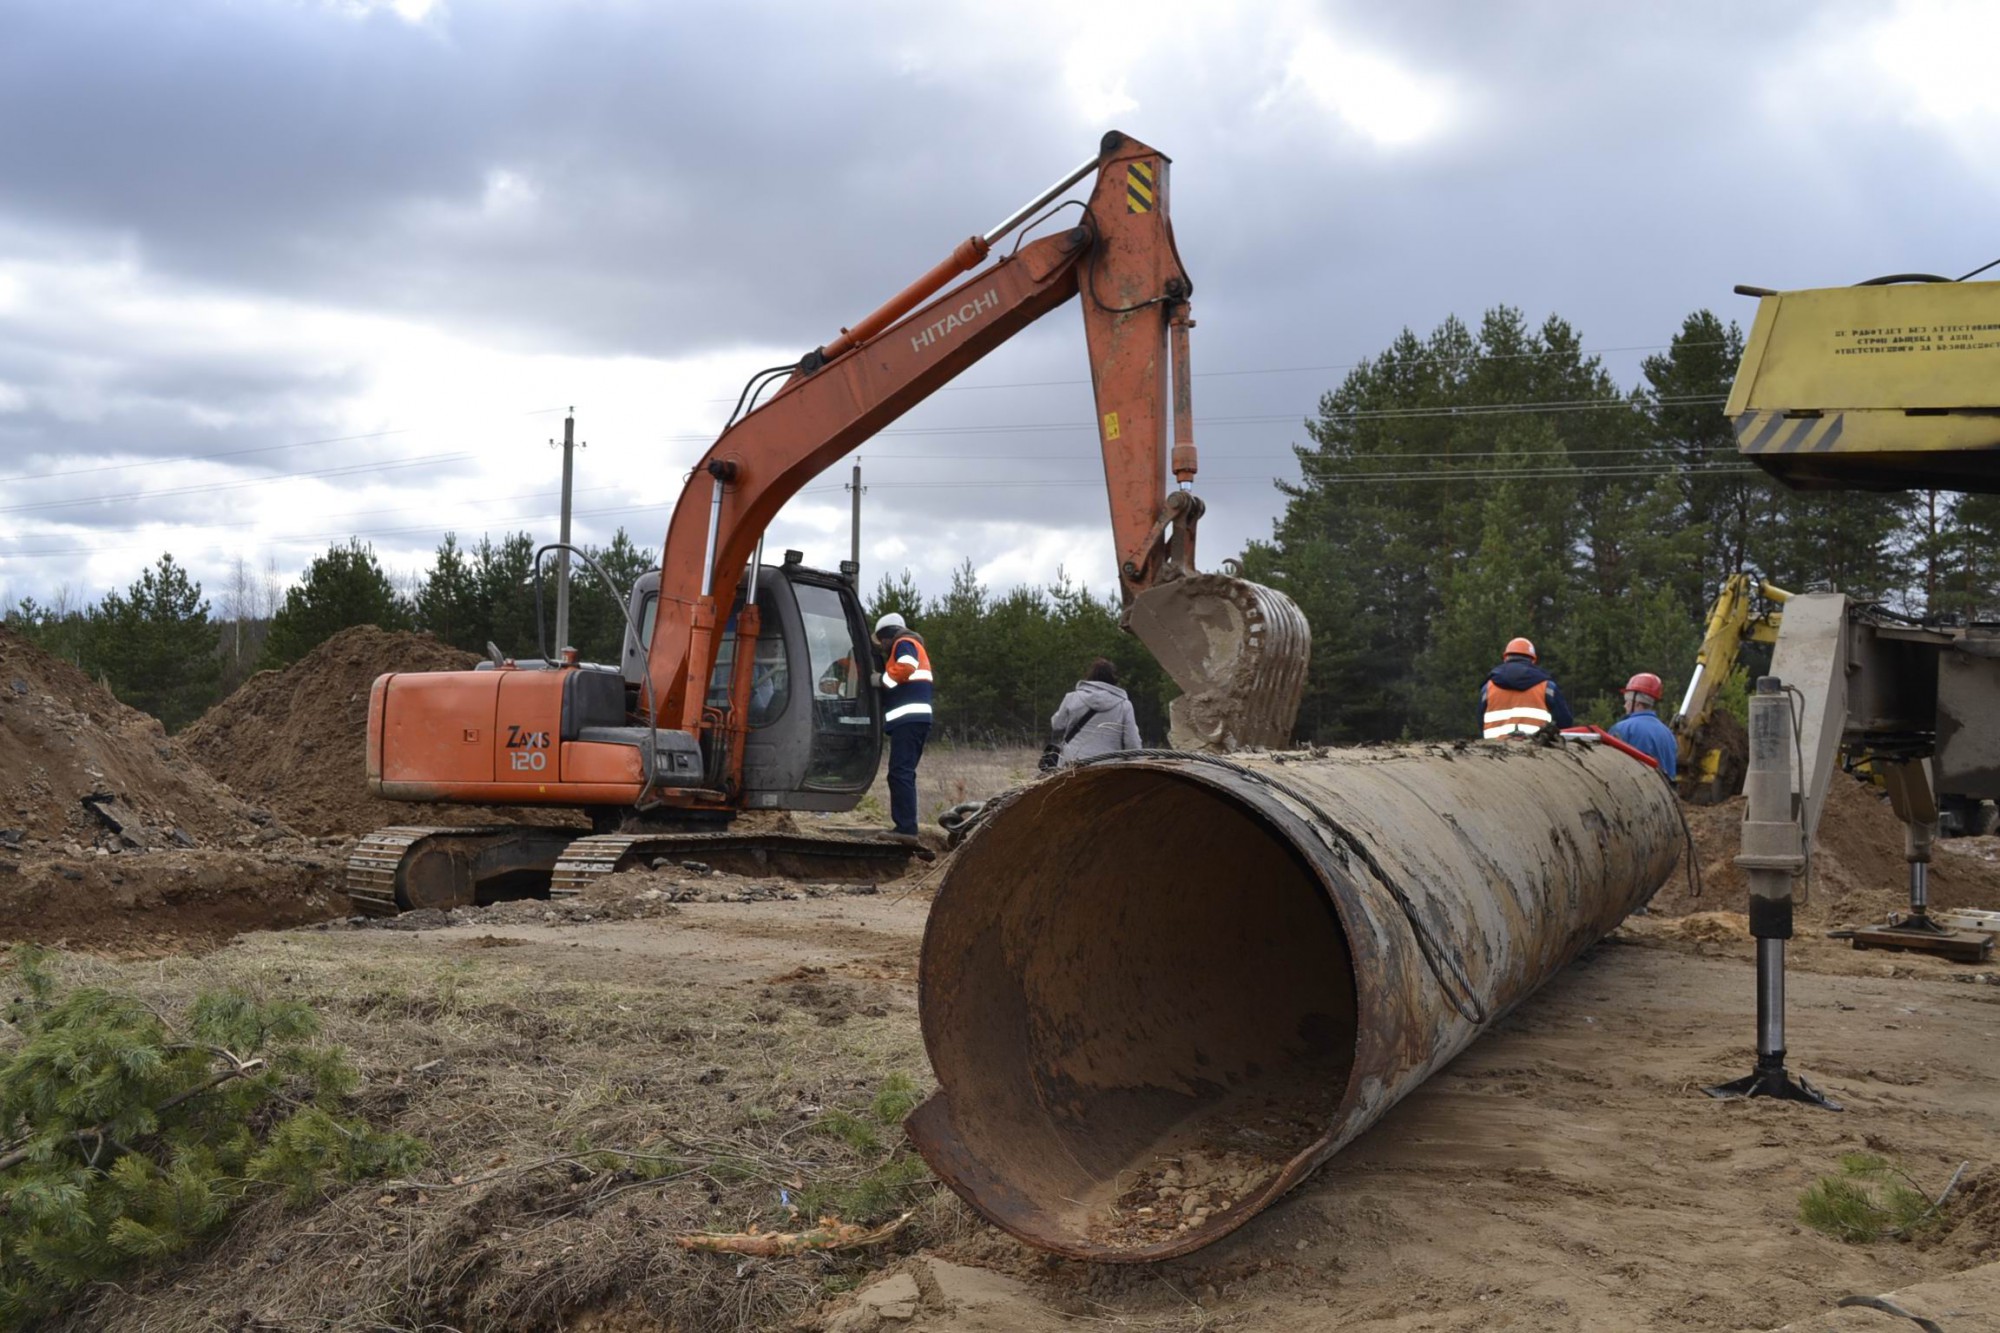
[505,726,550,772]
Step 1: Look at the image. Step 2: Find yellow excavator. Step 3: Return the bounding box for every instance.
[1707,269,2000,1107]
[1672,572,1789,804]
[1724,272,2000,966]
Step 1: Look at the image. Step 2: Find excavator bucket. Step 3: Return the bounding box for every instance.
[1125,574,1310,752]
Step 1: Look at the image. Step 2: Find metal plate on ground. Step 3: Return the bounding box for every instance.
[1849,925,1995,963]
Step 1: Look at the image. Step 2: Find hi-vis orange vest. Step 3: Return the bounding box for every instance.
[1483,680,1554,738]
[882,633,934,728]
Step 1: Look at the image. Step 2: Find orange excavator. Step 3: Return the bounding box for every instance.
[345,132,1310,914]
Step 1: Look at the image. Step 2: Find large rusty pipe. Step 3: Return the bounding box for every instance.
[907,741,1681,1261]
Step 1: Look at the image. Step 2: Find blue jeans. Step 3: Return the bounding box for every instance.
[887,723,929,835]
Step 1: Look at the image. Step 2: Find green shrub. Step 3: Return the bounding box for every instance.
[1798,1152,1935,1243]
[795,1073,932,1224]
[0,947,423,1325]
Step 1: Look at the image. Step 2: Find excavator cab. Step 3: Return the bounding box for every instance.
[622,558,881,810]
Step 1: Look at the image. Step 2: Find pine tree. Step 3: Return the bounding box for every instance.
[261,539,412,669]
[413,532,484,652]
[567,528,655,664]
[1759,490,1910,601]
[1642,312,1756,614]
[90,555,220,731]
[473,532,539,656]
[1417,417,1580,732]
[865,569,923,626]
[1937,493,2000,618]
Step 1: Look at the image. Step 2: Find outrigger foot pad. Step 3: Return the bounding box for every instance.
[1705,1056,1842,1110]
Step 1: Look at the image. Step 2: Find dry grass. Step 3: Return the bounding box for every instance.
[38,930,971,1332]
[854,744,1040,831]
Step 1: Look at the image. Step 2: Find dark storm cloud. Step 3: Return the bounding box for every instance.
[2,0,1994,603]
[0,0,1083,357]
[4,0,1977,370]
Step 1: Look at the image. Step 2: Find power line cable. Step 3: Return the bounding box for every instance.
[661,393,1729,444]
[857,442,1744,464]
[701,340,1731,401]
[0,499,677,561]
[805,463,1756,491]
[0,449,1756,556]
[1,347,1723,484]
[0,460,1762,563]
[4,389,1727,490]
[788,461,1758,497]
[0,452,475,518]
[0,406,568,486]
[2,484,628,543]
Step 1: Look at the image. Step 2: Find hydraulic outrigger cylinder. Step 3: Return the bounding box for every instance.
[1706,677,1840,1108]
[907,739,1681,1261]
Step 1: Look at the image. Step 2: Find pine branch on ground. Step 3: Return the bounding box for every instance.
[0,945,424,1327]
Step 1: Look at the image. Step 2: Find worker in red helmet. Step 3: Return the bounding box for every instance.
[1609,671,1677,777]
[1480,636,1573,738]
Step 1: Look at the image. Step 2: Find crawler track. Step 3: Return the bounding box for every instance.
[345,824,923,917]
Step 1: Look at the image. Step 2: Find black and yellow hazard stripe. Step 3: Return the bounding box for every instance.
[1126,160,1155,213]
[1732,409,1848,454]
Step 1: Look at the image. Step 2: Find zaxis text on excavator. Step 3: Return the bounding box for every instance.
[346,131,1310,915]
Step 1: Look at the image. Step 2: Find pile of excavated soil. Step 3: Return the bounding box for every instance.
[0,847,346,955]
[183,626,583,837]
[0,628,344,951]
[1677,708,1747,803]
[0,626,268,852]
[1664,771,2000,927]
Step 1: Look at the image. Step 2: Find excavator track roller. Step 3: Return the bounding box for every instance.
[551,830,927,896]
[1125,574,1311,752]
[343,826,582,917]
[344,825,926,917]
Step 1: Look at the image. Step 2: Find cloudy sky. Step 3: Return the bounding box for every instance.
[1,0,1995,618]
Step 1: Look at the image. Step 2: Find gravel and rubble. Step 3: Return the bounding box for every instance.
[1087,1090,1334,1249]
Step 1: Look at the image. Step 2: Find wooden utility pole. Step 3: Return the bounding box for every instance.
[847,457,864,587]
[553,410,581,652]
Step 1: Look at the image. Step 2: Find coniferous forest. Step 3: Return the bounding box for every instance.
[9,307,1996,743]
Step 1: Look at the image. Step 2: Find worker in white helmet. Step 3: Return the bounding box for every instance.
[873,612,933,838]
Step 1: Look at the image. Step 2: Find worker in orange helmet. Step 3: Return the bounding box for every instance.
[1608,671,1677,778]
[1479,636,1573,739]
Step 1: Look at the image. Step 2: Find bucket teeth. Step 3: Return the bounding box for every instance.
[1125,575,1311,752]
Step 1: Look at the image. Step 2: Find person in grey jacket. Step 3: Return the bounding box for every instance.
[1050,658,1143,766]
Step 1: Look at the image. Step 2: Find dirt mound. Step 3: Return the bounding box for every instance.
[1677,708,1747,803]
[1927,1164,2000,1266]
[0,847,345,955]
[0,626,267,853]
[1651,909,1750,943]
[1664,772,2000,927]
[183,626,583,837]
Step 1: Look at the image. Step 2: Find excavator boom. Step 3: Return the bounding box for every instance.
[649,131,1306,759]
[355,133,1309,914]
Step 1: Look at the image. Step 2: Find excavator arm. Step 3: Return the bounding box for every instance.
[1673,572,1788,800]
[645,132,1307,759]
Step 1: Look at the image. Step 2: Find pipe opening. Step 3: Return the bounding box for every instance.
[915,766,1355,1255]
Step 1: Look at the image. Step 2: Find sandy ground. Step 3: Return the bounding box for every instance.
[8,723,1995,1330]
[72,885,1987,1333]
[827,910,2000,1332]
